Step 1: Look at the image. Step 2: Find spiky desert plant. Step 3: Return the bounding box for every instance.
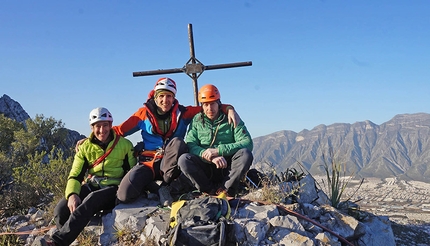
[277,168,305,183]
[321,148,354,208]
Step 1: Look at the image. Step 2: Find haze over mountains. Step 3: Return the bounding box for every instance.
[2,94,430,182]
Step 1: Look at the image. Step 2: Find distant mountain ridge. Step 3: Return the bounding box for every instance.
[252,112,430,182]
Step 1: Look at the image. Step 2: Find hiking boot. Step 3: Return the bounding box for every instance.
[158,185,173,207]
[178,190,202,200]
[169,174,195,195]
[32,236,57,246]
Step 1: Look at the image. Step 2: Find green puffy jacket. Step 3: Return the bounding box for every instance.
[65,131,136,199]
[185,112,253,158]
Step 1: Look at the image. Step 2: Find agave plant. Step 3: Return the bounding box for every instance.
[276,168,305,183]
[321,148,361,208]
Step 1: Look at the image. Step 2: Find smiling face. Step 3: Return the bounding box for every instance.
[202,101,220,121]
[155,90,175,114]
[91,121,112,143]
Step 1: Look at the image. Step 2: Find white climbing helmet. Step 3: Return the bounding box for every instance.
[89,107,113,125]
[154,77,177,95]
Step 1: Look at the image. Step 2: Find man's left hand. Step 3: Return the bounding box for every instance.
[227,107,241,128]
[202,148,218,161]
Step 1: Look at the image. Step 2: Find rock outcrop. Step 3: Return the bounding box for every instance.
[0,94,31,125]
[13,175,395,246]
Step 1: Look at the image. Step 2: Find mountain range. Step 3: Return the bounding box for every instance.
[2,94,429,182]
[252,112,430,182]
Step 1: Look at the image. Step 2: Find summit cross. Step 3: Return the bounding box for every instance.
[132,23,252,105]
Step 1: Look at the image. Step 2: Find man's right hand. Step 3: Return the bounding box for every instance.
[67,194,81,213]
[75,138,87,152]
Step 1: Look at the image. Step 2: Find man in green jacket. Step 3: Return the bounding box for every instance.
[33,107,136,246]
[177,84,253,197]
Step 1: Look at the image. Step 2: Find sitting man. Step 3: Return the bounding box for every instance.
[113,78,240,207]
[178,84,253,198]
[33,107,136,246]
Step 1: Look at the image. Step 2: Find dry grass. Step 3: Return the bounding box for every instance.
[243,166,304,204]
[75,229,100,246]
[114,225,144,246]
[0,228,23,246]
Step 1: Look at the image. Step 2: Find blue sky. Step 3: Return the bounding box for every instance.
[2,1,430,145]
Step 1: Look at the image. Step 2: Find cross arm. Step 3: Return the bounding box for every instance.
[204,61,252,71]
[132,61,252,77]
[133,68,184,77]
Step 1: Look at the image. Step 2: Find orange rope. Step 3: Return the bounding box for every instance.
[0,225,56,236]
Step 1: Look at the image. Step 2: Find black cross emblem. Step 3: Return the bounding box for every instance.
[132,23,252,105]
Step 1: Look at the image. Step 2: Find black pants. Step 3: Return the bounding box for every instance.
[178,148,253,195]
[52,185,118,246]
[160,137,188,184]
[116,137,188,203]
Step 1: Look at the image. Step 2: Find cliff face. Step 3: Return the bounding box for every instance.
[0,94,31,124]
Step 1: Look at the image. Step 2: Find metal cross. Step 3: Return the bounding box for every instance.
[132,23,252,105]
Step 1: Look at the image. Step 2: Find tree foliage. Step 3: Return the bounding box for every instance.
[0,114,23,152]
[0,114,74,217]
[25,114,71,157]
[0,115,26,195]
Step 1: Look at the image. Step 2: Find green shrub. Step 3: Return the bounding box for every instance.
[0,148,71,218]
[0,114,73,217]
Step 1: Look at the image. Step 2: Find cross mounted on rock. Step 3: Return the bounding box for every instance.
[132,23,252,106]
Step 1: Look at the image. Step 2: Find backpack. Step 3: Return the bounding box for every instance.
[164,193,231,246]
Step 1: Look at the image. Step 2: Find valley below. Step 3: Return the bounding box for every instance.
[315,176,430,245]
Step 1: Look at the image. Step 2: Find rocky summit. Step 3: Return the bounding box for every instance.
[0,94,30,124]
[15,175,395,246]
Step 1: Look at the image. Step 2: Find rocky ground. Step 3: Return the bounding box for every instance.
[314,176,430,246]
[3,175,429,245]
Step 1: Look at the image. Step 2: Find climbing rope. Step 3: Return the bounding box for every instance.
[0,225,55,236]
